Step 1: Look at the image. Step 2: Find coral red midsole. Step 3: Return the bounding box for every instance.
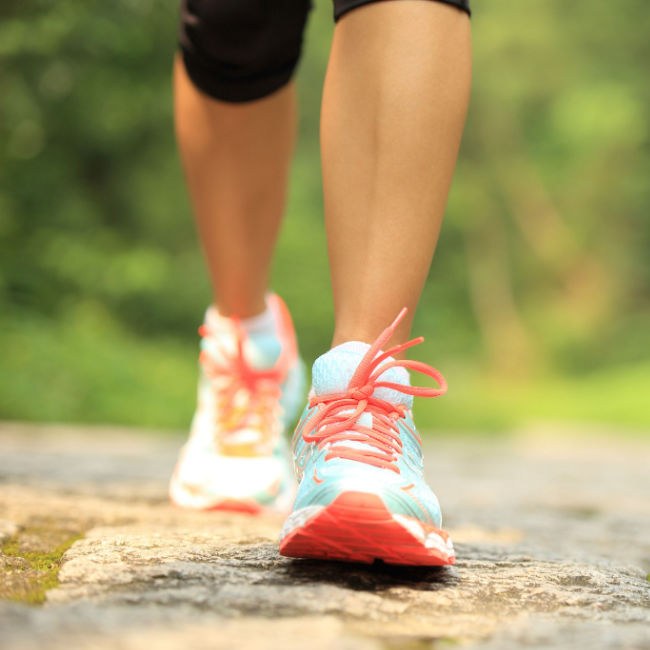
[279,490,455,566]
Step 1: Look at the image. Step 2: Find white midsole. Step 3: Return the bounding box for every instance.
[393,514,455,556]
[280,505,324,539]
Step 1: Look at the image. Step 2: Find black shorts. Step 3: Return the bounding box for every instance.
[179,0,471,103]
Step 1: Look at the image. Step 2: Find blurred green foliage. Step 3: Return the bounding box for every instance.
[1,0,649,432]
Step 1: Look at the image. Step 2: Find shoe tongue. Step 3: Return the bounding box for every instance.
[312,342,413,409]
[242,334,282,370]
[203,308,281,370]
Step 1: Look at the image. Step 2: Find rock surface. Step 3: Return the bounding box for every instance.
[0,422,648,649]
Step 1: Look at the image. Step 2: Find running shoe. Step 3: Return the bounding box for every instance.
[170,294,306,514]
[279,308,454,565]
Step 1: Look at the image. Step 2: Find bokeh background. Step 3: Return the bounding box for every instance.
[1,0,648,434]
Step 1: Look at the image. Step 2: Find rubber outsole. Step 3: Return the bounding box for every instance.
[169,492,263,512]
[169,489,297,516]
[169,470,294,516]
[279,491,455,566]
[204,498,265,514]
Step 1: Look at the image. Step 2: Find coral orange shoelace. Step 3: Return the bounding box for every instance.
[302,308,447,473]
[198,322,286,435]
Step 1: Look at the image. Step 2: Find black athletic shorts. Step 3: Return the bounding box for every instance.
[179,0,471,103]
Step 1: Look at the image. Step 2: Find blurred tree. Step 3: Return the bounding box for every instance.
[1,0,648,429]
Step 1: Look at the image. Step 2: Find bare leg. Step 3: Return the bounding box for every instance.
[321,1,471,349]
[174,55,297,318]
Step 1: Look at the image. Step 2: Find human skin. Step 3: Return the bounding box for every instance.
[174,59,297,318]
[174,0,471,349]
[322,1,471,350]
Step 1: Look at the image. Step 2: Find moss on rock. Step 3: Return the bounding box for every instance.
[1,524,84,605]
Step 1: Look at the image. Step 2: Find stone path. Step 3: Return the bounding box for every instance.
[0,422,648,649]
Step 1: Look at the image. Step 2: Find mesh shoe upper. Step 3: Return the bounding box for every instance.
[170,294,306,511]
[289,308,447,527]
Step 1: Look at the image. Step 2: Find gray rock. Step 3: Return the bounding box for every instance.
[0,423,649,649]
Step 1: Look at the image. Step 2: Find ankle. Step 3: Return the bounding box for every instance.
[331,326,411,359]
[331,327,378,350]
[214,294,277,336]
[238,300,276,337]
[214,294,268,320]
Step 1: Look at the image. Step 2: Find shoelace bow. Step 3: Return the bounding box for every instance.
[198,322,286,435]
[302,308,447,473]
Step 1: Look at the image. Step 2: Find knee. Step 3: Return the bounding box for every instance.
[179,0,311,103]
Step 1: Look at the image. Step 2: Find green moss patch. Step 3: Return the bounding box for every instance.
[1,525,84,605]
